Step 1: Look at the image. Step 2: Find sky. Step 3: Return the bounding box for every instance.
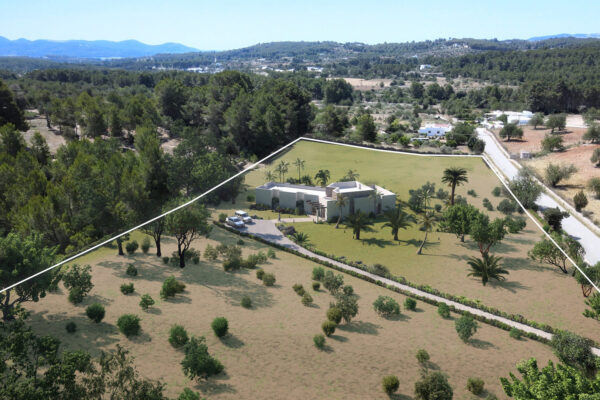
[2,0,599,50]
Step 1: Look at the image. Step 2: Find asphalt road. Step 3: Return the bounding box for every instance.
[477,128,600,264]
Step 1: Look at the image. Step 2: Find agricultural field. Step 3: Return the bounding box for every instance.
[222,140,600,341]
[25,227,556,399]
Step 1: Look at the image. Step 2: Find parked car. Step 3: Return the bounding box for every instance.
[235,210,253,224]
[226,216,245,228]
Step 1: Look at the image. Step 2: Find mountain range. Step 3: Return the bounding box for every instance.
[528,33,600,41]
[0,36,198,59]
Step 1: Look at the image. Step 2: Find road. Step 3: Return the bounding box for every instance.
[477,128,600,264]
[242,219,600,355]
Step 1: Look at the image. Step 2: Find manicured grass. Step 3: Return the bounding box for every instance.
[25,227,556,399]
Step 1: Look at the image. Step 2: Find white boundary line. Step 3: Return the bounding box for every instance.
[2,136,598,296]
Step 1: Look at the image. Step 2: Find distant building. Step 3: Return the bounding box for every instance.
[255,181,396,220]
[419,64,432,71]
[418,123,453,138]
[487,110,533,126]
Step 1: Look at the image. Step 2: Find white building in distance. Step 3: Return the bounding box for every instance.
[418,123,453,138]
[255,181,396,220]
[487,110,533,126]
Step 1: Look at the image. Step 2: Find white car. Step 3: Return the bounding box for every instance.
[226,216,245,229]
[235,210,253,224]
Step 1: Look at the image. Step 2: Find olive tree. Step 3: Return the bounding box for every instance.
[165,202,211,268]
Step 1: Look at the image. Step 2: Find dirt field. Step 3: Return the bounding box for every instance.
[23,112,66,153]
[340,78,393,91]
[491,126,588,154]
[25,227,555,399]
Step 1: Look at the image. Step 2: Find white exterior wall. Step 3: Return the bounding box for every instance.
[380,194,396,212]
[255,188,272,207]
[278,191,297,209]
[354,197,373,215]
[303,193,320,213]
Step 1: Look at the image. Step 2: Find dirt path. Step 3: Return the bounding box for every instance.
[242,220,600,356]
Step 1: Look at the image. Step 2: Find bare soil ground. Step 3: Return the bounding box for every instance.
[23,112,66,153]
[25,227,555,399]
[341,78,393,91]
[491,126,588,154]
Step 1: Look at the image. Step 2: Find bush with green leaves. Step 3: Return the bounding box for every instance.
[177,388,200,400]
[437,303,450,318]
[117,314,141,337]
[544,163,577,187]
[223,257,241,272]
[65,321,77,333]
[262,273,276,286]
[237,239,244,246]
[550,330,595,371]
[246,194,255,202]
[141,237,151,254]
[416,349,430,365]
[241,296,252,309]
[509,328,522,340]
[373,296,400,317]
[86,303,105,323]
[301,293,313,306]
[256,251,268,264]
[382,375,400,395]
[169,324,189,348]
[62,264,93,305]
[321,320,336,337]
[482,198,494,211]
[312,281,320,291]
[467,189,477,197]
[497,199,517,214]
[126,264,138,277]
[342,285,354,295]
[203,244,218,261]
[162,256,170,265]
[323,271,344,294]
[292,283,305,296]
[574,190,588,212]
[267,248,276,259]
[218,213,227,223]
[256,269,265,280]
[211,317,228,338]
[334,292,359,323]
[414,372,453,400]
[455,314,477,343]
[125,240,139,255]
[120,283,134,295]
[181,336,224,380]
[139,294,155,310]
[504,216,526,233]
[492,186,502,197]
[327,307,343,324]
[313,334,325,349]
[466,377,485,395]
[160,276,186,299]
[404,298,417,311]
[312,266,325,281]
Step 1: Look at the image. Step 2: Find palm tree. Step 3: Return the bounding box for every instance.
[335,195,347,229]
[314,169,331,187]
[466,254,508,286]
[291,232,311,248]
[344,169,360,181]
[264,170,277,182]
[275,160,290,182]
[345,211,373,240]
[441,167,468,205]
[383,207,416,240]
[293,158,305,181]
[416,212,437,255]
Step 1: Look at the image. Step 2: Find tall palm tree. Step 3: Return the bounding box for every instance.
[345,211,373,240]
[335,195,347,229]
[416,212,437,255]
[467,254,508,286]
[291,232,311,248]
[441,167,468,205]
[293,158,305,181]
[275,160,290,182]
[314,169,331,187]
[344,169,360,181]
[383,207,416,241]
[264,170,277,182]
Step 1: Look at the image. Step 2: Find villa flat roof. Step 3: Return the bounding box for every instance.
[257,182,327,198]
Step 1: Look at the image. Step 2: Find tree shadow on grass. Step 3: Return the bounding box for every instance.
[361,237,394,248]
[329,334,348,342]
[221,334,244,349]
[338,321,380,335]
[127,331,152,344]
[145,307,162,315]
[81,293,114,307]
[389,393,412,400]
[486,279,530,293]
[383,313,411,322]
[470,338,495,350]
[164,294,192,304]
[194,374,236,396]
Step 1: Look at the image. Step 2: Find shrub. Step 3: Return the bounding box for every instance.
[218,213,227,223]
[312,266,325,281]
[117,314,141,337]
[466,377,485,395]
[404,298,417,311]
[334,292,359,323]
[327,307,343,324]
[544,163,577,187]
[492,186,502,197]
[246,194,255,202]
[62,264,93,305]
[382,375,400,395]
[68,288,85,305]
[509,328,522,340]
[256,251,268,264]
[312,281,320,291]
[497,199,517,214]
[65,321,77,333]
[437,303,450,318]
[241,296,252,308]
[313,334,325,349]
[141,237,151,254]
[416,349,430,365]
[223,257,241,271]
[211,317,229,338]
[262,273,276,286]
[125,240,139,255]
[162,256,170,265]
[169,324,189,348]
[203,244,218,261]
[574,190,588,212]
[588,177,600,198]
[139,294,155,310]
[467,189,477,197]
[455,314,477,343]
[373,296,401,317]
[482,198,494,211]
[126,264,138,277]
[342,285,354,295]
[240,255,259,269]
[301,293,313,306]
[323,271,344,294]
[550,330,595,371]
[434,204,442,212]
[161,276,186,299]
[414,372,453,400]
[292,283,305,295]
[237,239,244,245]
[256,269,265,280]
[85,303,105,323]
[120,283,135,295]
[181,336,224,380]
[267,248,276,258]
[178,388,200,400]
[322,320,336,336]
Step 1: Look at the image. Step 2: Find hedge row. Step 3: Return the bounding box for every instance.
[212,221,586,346]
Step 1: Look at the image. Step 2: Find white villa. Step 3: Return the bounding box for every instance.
[418,123,453,138]
[487,110,533,126]
[255,181,396,220]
